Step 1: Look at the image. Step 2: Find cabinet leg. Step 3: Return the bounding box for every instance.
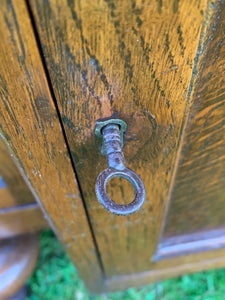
[0,234,39,300]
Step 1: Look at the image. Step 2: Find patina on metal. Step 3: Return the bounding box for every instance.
[95,118,127,155]
[95,119,145,216]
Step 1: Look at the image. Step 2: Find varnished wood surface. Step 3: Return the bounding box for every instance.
[0,0,103,291]
[0,234,39,299]
[162,0,225,239]
[30,0,211,277]
[0,203,49,239]
[0,138,35,208]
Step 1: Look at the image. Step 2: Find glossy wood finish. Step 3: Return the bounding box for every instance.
[0,234,39,300]
[0,138,34,208]
[0,0,103,291]
[0,203,48,239]
[162,0,225,239]
[30,0,210,277]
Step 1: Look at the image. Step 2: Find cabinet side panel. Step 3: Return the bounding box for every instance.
[162,0,225,239]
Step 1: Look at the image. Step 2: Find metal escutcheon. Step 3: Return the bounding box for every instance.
[95,119,145,216]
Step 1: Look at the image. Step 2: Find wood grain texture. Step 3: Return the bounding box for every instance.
[30,0,209,277]
[0,203,49,239]
[162,0,225,239]
[0,137,35,208]
[0,234,39,299]
[0,0,103,291]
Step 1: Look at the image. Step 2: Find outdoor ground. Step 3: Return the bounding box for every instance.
[27,231,225,300]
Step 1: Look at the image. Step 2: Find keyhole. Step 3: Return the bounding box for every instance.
[106,177,136,205]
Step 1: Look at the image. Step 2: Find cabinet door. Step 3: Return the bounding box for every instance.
[29,0,225,284]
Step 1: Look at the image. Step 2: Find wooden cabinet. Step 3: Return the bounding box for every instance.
[0,0,225,294]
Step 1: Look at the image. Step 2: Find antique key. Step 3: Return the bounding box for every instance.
[95,119,145,216]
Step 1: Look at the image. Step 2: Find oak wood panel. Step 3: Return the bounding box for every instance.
[162,0,225,239]
[0,137,35,208]
[0,0,103,291]
[30,0,211,277]
[0,203,49,239]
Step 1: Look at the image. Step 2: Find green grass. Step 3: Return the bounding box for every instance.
[27,231,225,300]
